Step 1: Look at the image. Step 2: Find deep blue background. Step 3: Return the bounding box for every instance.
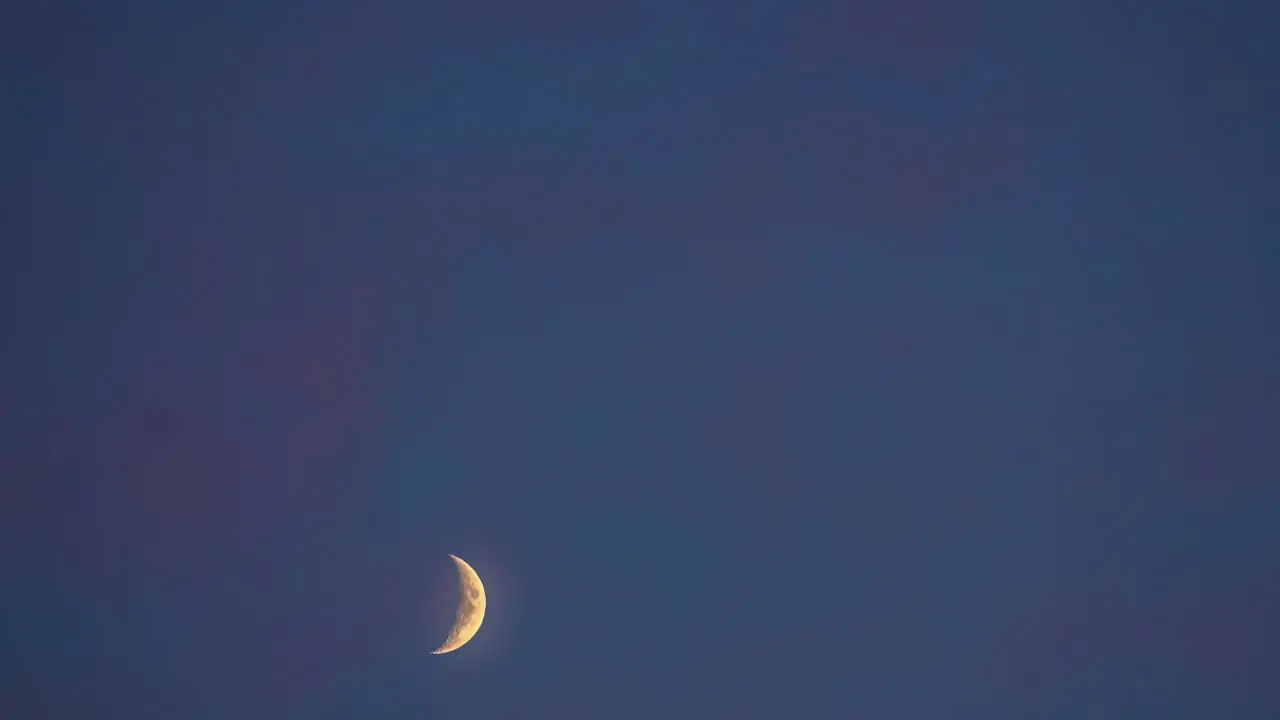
[4,1,1278,717]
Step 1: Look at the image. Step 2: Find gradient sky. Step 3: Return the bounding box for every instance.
[4,1,1278,718]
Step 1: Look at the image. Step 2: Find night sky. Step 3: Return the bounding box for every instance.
[4,1,1278,718]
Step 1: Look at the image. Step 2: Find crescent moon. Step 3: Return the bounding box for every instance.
[431,554,486,655]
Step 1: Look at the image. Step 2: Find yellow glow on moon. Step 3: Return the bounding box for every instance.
[431,554,486,655]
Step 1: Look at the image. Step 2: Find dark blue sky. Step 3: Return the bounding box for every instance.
[4,1,1278,717]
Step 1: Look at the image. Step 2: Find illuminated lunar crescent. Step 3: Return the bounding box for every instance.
[431,554,486,655]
